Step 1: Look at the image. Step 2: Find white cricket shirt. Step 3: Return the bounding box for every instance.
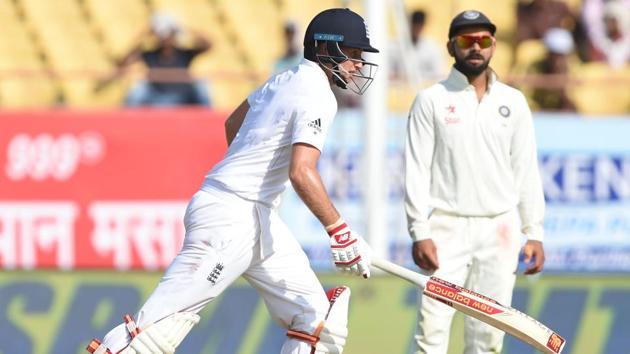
[405,68,545,242]
[203,59,337,208]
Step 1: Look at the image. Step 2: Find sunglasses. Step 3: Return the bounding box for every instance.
[453,35,494,49]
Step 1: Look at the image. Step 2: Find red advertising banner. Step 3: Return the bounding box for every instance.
[0,109,227,269]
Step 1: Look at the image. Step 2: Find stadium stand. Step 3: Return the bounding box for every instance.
[451,0,517,41]
[84,0,149,58]
[214,0,284,74]
[18,0,122,106]
[403,0,453,44]
[0,0,58,107]
[569,62,630,115]
[149,0,261,108]
[492,40,515,78]
[0,0,627,113]
[513,38,548,73]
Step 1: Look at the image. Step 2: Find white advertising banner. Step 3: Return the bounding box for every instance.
[279,112,630,273]
[535,115,630,272]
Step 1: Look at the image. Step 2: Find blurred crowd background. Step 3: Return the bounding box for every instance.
[0,0,628,114]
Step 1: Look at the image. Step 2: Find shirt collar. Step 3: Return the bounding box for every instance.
[301,58,332,88]
[446,66,498,91]
[302,58,325,73]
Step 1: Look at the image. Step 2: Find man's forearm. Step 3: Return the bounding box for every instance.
[225,100,249,146]
[290,165,340,227]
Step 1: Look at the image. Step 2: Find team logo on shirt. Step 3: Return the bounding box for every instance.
[499,105,511,118]
[308,118,322,134]
[445,105,460,124]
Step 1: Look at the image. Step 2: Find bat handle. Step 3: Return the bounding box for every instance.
[371,257,429,289]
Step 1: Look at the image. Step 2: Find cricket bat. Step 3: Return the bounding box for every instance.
[371,257,566,354]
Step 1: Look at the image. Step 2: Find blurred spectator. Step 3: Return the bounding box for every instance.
[516,0,590,61]
[529,28,577,111]
[96,12,212,107]
[516,0,575,42]
[390,10,445,81]
[582,0,630,68]
[408,10,445,79]
[273,20,302,73]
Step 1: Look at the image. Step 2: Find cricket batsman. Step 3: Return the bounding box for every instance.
[87,8,378,354]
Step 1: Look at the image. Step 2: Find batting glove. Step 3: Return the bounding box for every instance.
[327,220,372,278]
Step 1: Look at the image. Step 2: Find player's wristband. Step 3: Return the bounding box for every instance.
[325,218,346,236]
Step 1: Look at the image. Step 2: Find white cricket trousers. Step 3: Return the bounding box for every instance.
[101,187,330,353]
[414,210,522,354]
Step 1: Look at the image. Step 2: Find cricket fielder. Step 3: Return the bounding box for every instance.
[87,8,378,354]
[404,10,546,354]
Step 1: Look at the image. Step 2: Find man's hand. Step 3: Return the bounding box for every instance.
[327,222,372,278]
[412,239,439,272]
[521,240,545,275]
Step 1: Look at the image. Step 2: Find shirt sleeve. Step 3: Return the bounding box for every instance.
[246,86,259,106]
[404,91,435,242]
[511,94,545,241]
[291,98,336,152]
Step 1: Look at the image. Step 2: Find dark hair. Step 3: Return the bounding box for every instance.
[411,10,426,25]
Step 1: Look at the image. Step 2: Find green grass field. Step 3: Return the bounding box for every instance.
[1,271,628,354]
